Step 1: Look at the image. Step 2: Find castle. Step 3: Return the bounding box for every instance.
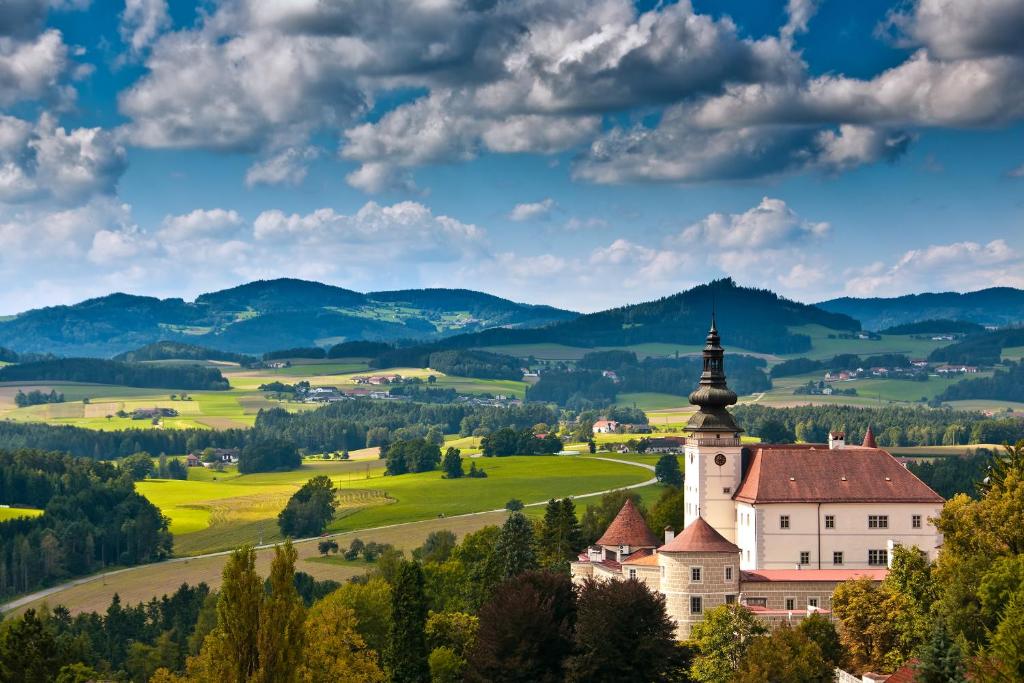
[570,318,944,639]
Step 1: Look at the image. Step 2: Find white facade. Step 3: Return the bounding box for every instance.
[735,501,943,570]
[683,435,743,543]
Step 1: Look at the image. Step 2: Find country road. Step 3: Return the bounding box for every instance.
[1,456,657,615]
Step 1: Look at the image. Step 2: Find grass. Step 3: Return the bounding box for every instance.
[1002,346,1024,361]
[0,507,43,521]
[136,455,650,556]
[615,392,691,411]
[782,325,951,361]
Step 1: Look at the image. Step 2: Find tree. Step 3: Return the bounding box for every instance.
[689,604,768,683]
[386,561,430,683]
[318,539,338,556]
[753,417,796,443]
[538,498,583,570]
[120,451,156,480]
[654,454,682,487]
[797,613,844,669]
[299,597,384,682]
[0,608,62,682]
[648,486,686,539]
[831,577,913,673]
[975,586,1024,682]
[329,578,393,657]
[214,546,263,682]
[567,578,680,683]
[505,498,524,511]
[240,438,300,473]
[442,447,463,479]
[385,438,442,475]
[278,475,337,537]
[256,541,306,683]
[734,625,833,683]
[914,616,966,683]
[489,512,538,582]
[466,571,577,683]
[413,530,457,564]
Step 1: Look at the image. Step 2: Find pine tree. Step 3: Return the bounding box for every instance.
[914,617,966,683]
[256,540,306,683]
[490,512,538,581]
[386,561,430,683]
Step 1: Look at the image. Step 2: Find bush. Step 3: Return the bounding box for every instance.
[505,499,524,512]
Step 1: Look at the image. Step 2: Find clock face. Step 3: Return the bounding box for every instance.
[714,453,727,467]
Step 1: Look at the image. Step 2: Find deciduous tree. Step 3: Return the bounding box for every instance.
[385,561,430,683]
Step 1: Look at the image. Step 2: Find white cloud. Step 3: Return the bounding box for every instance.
[159,208,243,241]
[679,197,829,250]
[1006,163,1024,178]
[509,198,556,222]
[0,28,70,106]
[120,0,170,55]
[245,146,319,187]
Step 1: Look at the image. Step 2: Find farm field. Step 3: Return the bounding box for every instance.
[1001,346,1024,361]
[782,325,951,361]
[0,506,42,521]
[137,455,652,557]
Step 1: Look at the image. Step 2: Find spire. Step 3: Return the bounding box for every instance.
[862,425,877,448]
[596,499,660,549]
[686,315,741,433]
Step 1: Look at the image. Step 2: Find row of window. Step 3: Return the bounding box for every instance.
[778,514,922,529]
[688,566,734,583]
[784,549,889,566]
[689,595,820,614]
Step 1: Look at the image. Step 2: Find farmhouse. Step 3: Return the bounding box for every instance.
[644,436,685,454]
[592,419,619,434]
[571,319,944,639]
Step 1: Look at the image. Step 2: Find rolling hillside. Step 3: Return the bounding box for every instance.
[817,287,1024,330]
[0,279,577,357]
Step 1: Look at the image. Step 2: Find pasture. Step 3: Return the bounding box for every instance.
[137,455,652,557]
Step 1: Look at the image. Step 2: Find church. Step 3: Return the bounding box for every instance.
[570,318,944,639]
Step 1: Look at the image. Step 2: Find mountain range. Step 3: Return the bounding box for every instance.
[3,278,1024,358]
[817,287,1024,331]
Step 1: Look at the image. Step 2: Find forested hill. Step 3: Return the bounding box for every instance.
[441,279,859,354]
[817,287,1024,330]
[0,279,577,357]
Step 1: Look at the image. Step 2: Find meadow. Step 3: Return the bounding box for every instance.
[137,454,653,557]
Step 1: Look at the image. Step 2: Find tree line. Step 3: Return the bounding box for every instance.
[937,360,1024,402]
[0,358,230,391]
[770,352,913,378]
[14,389,64,407]
[0,449,172,598]
[928,326,1024,366]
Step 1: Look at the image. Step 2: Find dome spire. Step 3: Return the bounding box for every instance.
[685,314,741,433]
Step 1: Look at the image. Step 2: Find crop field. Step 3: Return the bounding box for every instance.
[782,325,951,361]
[0,506,42,521]
[135,455,651,557]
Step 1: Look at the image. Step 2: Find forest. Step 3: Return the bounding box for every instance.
[928,327,1024,365]
[0,358,230,391]
[937,361,1024,403]
[113,342,256,365]
[770,353,913,378]
[0,449,172,598]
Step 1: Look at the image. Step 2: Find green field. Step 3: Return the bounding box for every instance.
[0,506,43,521]
[137,455,652,556]
[782,325,951,362]
[1002,346,1024,361]
[615,392,692,411]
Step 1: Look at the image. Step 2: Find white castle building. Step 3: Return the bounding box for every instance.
[571,318,944,639]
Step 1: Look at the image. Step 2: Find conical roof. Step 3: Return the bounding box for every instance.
[659,516,739,553]
[686,317,741,433]
[862,426,877,448]
[596,499,659,548]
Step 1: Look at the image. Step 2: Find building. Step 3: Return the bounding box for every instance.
[571,317,944,639]
[592,419,620,434]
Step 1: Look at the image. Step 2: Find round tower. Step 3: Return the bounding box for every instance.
[658,516,742,640]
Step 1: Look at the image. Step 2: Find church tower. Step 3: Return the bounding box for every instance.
[682,315,744,542]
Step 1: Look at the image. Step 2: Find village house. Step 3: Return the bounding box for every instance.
[592,419,620,434]
[644,436,685,454]
[571,319,944,639]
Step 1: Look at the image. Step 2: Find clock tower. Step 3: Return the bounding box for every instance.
[682,315,744,542]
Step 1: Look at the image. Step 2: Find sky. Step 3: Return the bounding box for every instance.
[0,0,1022,314]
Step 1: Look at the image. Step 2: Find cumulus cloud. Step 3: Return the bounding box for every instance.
[159,208,243,241]
[120,0,170,55]
[245,146,320,187]
[0,114,127,203]
[0,28,70,106]
[509,198,556,222]
[678,197,829,249]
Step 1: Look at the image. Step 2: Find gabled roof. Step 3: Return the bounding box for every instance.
[659,517,739,554]
[733,445,943,504]
[596,499,659,548]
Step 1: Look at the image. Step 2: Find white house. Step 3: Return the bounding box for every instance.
[592,419,619,434]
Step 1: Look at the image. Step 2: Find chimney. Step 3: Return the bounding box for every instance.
[828,431,845,450]
[664,526,675,544]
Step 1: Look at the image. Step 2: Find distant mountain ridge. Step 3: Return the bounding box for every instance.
[0,279,578,357]
[440,279,860,355]
[817,287,1024,330]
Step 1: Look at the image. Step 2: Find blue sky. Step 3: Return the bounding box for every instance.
[0,0,1021,314]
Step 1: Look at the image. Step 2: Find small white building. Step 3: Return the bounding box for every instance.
[592,419,620,434]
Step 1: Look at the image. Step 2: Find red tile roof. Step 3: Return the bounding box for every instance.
[659,517,740,553]
[863,426,878,448]
[741,568,888,582]
[733,445,943,504]
[596,499,660,548]
[622,548,659,566]
[884,660,920,683]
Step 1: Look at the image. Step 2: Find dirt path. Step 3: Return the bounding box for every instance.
[2,457,656,615]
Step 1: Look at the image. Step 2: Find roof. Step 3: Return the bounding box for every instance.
[863,426,877,448]
[660,517,740,554]
[741,569,888,582]
[596,499,660,548]
[884,660,921,683]
[622,548,659,566]
[733,445,943,504]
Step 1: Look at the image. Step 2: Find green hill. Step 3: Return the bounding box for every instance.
[818,287,1024,330]
[0,279,578,357]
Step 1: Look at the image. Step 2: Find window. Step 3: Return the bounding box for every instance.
[691,566,702,582]
[746,597,767,607]
[833,551,844,565]
[628,569,637,579]
[690,596,702,614]
[780,515,790,529]
[725,594,736,605]
[824,515,835,529]
[868,515,889,529]
[725,566,733,581]
[868,549,888,566]
[799,551,810,565]
[912,515,922,529]
[785,597,796,610]
[808,597,819,608]
[722,487,731,494]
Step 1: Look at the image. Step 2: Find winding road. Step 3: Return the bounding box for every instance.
[1,456,656,614]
